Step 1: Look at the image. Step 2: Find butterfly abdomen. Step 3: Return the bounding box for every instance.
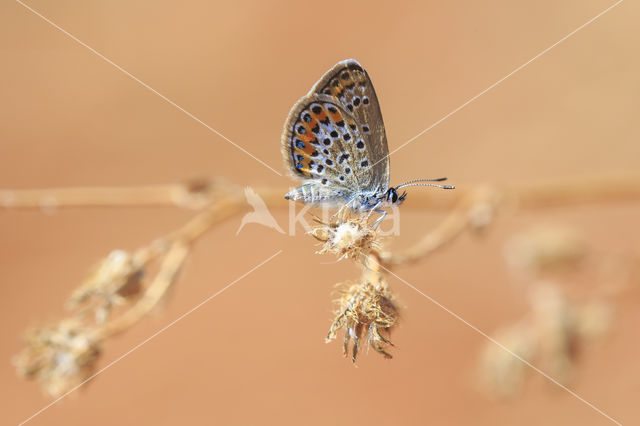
[284,184,346,205]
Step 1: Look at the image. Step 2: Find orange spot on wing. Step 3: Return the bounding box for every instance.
[292,152,312,177]
[295,143,315,156]
[314,110,328,122]
[297,119,319,153]
[302,144,316,155]
[303,118,318,133]
[298,132,315,143]
[327,108,343,123]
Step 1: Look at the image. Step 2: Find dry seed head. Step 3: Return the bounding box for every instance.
[477,322,535,398]
[571,301,613,339]
[13,318,101,397]
[309,217,379,261]
[529,282,612,382]
[327,275,398,362]
[504,226,585,275]
[479,281,614,398]
[68,249,144,323]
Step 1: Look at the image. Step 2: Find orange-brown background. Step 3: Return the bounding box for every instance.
[1,1,639,424]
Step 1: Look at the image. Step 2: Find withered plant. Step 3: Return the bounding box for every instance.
[3,173,639,397]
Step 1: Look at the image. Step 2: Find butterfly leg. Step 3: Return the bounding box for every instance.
[370,208,387,230]
[363,200,386,228]
[365,201,382,220]
[331,197,356,223]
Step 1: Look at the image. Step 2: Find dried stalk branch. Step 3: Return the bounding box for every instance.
[100,194,250,337]
[382,186,499,265]
[13,191,252,396]
[2,173,639,211]
[381,200,472,265]
[97,240,190,338]
[507,173,640,209]
[0,179,287,211]
[383,173,640,266]
[10,172,640,393]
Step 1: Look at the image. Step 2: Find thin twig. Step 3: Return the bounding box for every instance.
[382,186,499,265]
[0,179,287,210]
[98,241,190,338]
[98,197,248,337]
[2,174,639,211]
[381,202,470,265]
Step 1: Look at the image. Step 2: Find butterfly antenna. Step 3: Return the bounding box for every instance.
[396,182,455,190]
[397,177,449,186]
[396,177,454,190]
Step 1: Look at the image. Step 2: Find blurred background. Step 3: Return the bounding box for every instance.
[1,0,639,424]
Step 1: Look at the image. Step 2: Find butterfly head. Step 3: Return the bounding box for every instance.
[385,187,407,205]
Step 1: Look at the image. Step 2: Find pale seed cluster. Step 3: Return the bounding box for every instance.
[14,249,149,396]
[310,214,398,361]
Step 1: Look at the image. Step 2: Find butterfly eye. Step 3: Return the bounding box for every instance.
[387,188,398,203]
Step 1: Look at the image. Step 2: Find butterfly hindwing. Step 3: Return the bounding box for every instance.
[282,60,451,211]
[311,59,390,192]
[282,94,366,199]
[281,59,391,204]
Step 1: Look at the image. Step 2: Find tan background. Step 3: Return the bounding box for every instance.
[1,0,639,424]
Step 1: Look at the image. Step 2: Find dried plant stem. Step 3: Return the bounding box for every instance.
[11,172,640,388]
[98,241,190,338]
[99,196,248,337]
[384,173,640,266]
[12,189,261,396]
[169,196,247,241]
[382,200,471,265]
[0,180,287,210]
[507,174,640,209]
[2,174,639,211]
[382,187,499,265]
[0,184,194,209]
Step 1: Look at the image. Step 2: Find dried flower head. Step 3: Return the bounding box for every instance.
[309,217,379,261]
[529,282,612,383]
[503,226,585,275]
[14,319,101,397]
[478,322,535,398]
[68,249,144,323]
[327,274,398,362]
[478,281,614,397]
[528,282,574,384]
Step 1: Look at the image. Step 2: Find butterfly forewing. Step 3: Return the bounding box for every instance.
[311,59,390,192]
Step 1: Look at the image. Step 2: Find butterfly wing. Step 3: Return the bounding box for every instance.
[282,93,366,201]
[311,59,390,192]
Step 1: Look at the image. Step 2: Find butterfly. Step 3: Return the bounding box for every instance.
[282,59,453,219]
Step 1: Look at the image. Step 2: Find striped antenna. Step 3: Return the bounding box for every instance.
[396,177,455,190]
